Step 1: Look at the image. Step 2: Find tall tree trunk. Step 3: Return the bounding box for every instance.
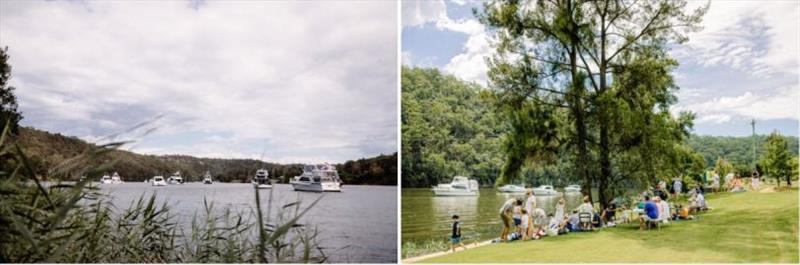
[597,6,612,210]
[566,0,593,202]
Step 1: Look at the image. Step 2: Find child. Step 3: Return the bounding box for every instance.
[519,209,530,240]
[450,215,464,252]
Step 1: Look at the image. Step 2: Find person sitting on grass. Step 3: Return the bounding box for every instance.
[547,213,560,236]
[531,208,547,239]
[731,175,746,192]
[690,192,707,213]
[568,210,581,232]
[671,204,694,220]
[499,198,522,241]
[600,199,618,226]
[450,215,465,252]
[639,195,659,230]
[519,209,530,240]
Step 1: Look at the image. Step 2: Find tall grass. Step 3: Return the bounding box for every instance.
[0,123,326,263]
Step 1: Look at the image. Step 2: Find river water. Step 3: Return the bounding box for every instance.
[401,188,584,246]
[95,182,397,263]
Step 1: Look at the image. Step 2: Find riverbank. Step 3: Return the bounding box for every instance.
[408,187,799,263]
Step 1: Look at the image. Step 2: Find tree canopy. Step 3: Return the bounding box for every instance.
[476,0,708,206]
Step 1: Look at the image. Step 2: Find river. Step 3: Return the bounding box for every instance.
[401,188,585,247]
[95,182,397,263]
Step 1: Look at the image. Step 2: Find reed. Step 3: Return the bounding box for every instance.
[0,123,325,263]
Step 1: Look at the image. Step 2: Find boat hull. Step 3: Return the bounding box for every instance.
[203,180,213,185]
[290,182,341,192]
[152,181,166,186]
[432,188,478,196]
[532,189,557,196]
[498,186,526,193]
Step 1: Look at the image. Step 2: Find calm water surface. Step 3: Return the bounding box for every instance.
[95,182,396,263]
[402,188,585,246]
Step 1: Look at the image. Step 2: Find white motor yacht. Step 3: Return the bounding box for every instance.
[532,185,557,196]
[564,184,581,193]
[110,172,123,184]
[290,164,342,192]
[202,171,213,185]
[251,169,271,189]
[497,184,527,193]
[99,174,112,184]
[167,171,184,184]
[151,176,166,186]
[432,176,479,196]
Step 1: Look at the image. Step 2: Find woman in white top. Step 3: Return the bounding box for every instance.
[554,197,566,222]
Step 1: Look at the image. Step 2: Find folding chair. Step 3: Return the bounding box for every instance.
[579,212,592,231]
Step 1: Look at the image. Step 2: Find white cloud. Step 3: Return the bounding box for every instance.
[0,1,397,163]
[676,85,799,123]
[449,0,467,6]
[401,0,492,84]
[676,1,799,78]
[402,0,446,27]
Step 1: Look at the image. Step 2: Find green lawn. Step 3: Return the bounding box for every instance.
[419,189,799,263]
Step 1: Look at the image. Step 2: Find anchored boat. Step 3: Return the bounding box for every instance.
[110,172,123,184]
[251,169,272,189]
[564,184,581,193]
[202,171,213,185]
[167,171,184,184]
[100,174,112,184]
[152,175,166,186]
[290,164,342,192]
[532,185,557,196]
[432,176,479,196]
[498,184,527,193]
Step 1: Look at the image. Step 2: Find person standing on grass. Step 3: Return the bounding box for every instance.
[519,209,530,240]
[524,191,536,236]
[674,178,683,198]
[554,197,566,223]
[450,215,464,252]
[750,171,761,191]
[499,198,522,241]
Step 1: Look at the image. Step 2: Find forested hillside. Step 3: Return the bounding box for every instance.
[401,67,798,188]
[687,134,798,172]
[15,127,397,185]
[401,67,506,187]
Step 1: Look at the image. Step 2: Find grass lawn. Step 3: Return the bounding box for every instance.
[419,188,799,263]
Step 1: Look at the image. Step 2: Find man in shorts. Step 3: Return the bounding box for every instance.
[499,198,522,241]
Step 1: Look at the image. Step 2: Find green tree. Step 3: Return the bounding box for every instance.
[1,46,23,134]
[759,131,793,187]
[477,0,707,206]
[401,67,506,187]
[714,157,734,184]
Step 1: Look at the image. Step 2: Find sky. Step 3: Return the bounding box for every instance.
[0,0,398,163]
[402,0,800,137]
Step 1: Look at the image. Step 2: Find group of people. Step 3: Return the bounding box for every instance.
[495,191,607,244]
[634,181,708,230]
[448,181,720,251]
[713,170,761,193]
